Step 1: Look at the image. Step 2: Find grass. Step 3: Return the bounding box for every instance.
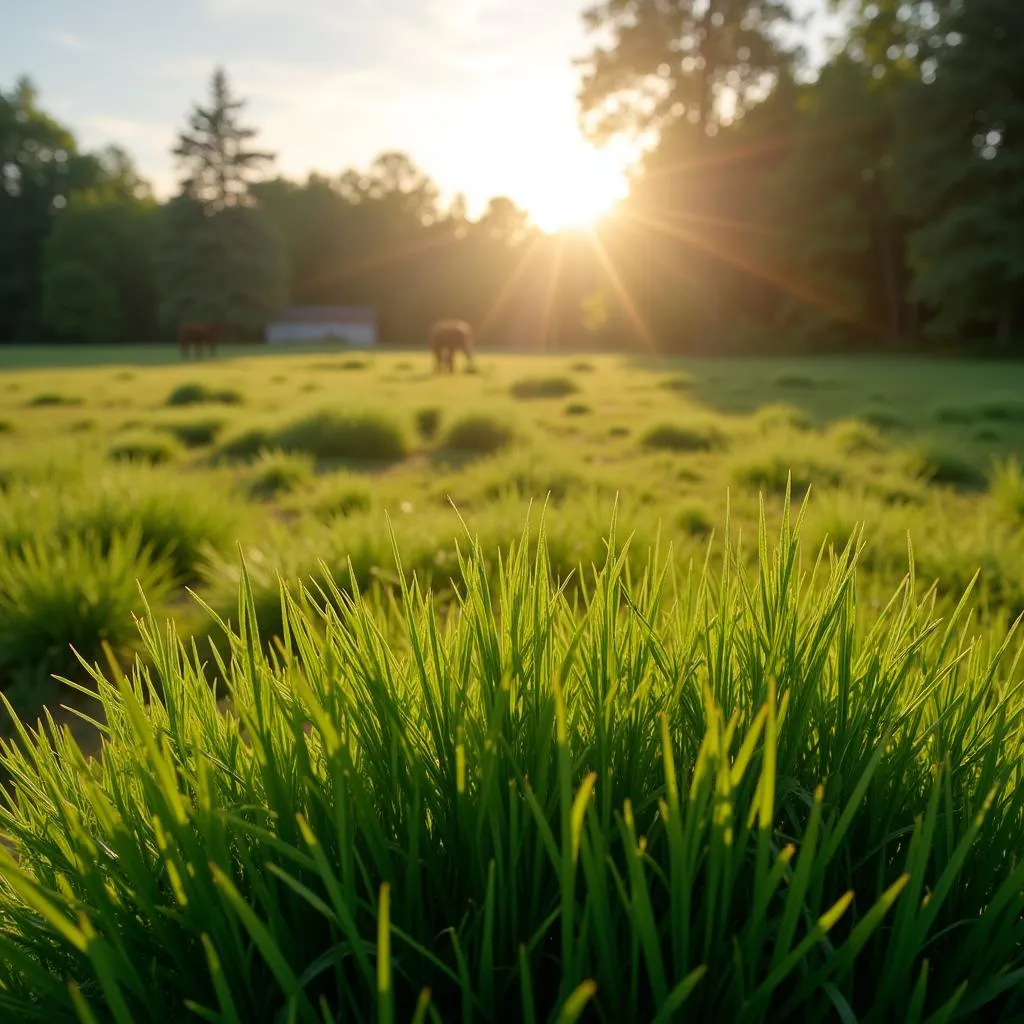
[161,417,225,448]
[0,528,173,688]
[166,382,245,407]
[27,392,82,407]
[640,422,724,452]
[510,376,579,399]
[272,410,408,462]
[2,348,1024,1017]
[246,449,315,500]
[443,413,514,454]
[108,432,181,466]
[414,407,442,440]
[565,402,591,416]
[1,509,1024,1021]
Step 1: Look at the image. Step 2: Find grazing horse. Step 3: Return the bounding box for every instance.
[429,319,474,373]
[178,321,223,360]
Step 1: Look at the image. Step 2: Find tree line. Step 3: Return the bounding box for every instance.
[1,0,1020,354]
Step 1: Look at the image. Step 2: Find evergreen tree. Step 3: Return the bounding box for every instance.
[172,67,273,213]
[159,69,287,336]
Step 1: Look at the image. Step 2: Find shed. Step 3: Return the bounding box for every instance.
[265,307,378,346]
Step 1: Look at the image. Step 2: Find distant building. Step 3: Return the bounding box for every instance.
[265,306,378,346]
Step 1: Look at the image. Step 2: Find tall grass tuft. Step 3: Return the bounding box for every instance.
[0,528,173,688]
[1,505,1023,1021]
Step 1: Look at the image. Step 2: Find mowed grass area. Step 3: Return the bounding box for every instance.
[2,347,1024,1020]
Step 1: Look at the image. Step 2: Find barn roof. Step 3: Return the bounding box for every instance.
[275,306,377,324]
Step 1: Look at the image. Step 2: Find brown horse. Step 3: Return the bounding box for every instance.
[178,322,223,360]
[429,319,474,373]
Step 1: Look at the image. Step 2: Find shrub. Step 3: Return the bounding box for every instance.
[1,515,1023,1021]
[166,383,245,407]
[27,392,82,407]
[162,418,225,448]
[108,433,180,466]
[443,413,514,454]
[247,449,315,500]
[415,407,442,440]
[510,376,578,399]
[565,402,591,416]
[273,410,408,462]
[641,422,724,453]
[0,529,173,688]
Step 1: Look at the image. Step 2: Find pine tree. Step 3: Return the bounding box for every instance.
[172,67,273,213]
[158,69,287,336]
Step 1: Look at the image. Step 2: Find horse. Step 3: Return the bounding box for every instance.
[178,321,223,361]
[429,319,474,373]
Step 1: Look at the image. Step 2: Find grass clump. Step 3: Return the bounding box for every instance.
[641,421,723,453]
[415,407,442,440]
[565,402,591,416]
[247,449,315,500]
[305,474,373,518]
[733,439,845,494]
[570,359,595,372]
[27,392,82,407]
[166,382,245,407]
[218,427,271,461]
[0,512,1023,1021]
[161,417,225,448]
[753,403,812,434]
[0,420,14,433]
[272,410,408,463]
[443,413,514,455]
[0,528,172,688]
[108,432,181,466]
[510,376,579,399]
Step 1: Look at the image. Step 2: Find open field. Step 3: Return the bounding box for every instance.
[2,348,1024,1020]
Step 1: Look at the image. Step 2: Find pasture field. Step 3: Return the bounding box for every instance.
[1,346,1024,1020]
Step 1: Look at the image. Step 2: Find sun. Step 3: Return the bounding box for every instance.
[525,152,630,234]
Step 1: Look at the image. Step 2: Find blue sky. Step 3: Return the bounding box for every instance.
[2,0,841,227]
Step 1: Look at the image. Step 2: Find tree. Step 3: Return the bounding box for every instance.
[41,187,160,342]
[156,195,288,336]
[40,262,122,343]
[0,77,104,340]
[159,70,287,335]
[885,0,1024,347]
[172,67,273,212]
[577,0,798,143]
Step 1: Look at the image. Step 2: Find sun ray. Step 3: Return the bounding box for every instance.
[477,233,547,342]
[620,206,869,331]
[587,228,657,352]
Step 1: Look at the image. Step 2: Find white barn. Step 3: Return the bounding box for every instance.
[265,307,378,346]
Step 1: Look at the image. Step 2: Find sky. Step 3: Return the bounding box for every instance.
[1,0,843,230]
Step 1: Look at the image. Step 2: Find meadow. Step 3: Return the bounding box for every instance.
[1,346,1024,1021]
